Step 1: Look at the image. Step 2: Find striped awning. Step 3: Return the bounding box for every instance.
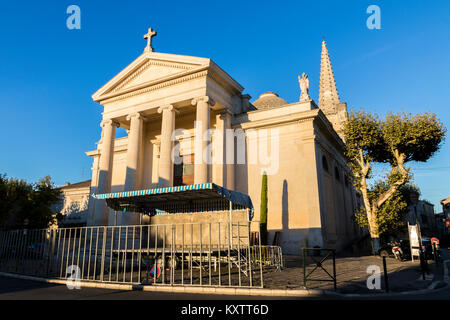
[92,183,253,217]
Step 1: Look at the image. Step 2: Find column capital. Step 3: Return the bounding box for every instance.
[191,95,215,107]
[100,119,120,128]
[217,108,233,119]
[126,112,147,122]
[157,104,179,114]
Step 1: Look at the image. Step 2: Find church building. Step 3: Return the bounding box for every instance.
[64,28,362,254]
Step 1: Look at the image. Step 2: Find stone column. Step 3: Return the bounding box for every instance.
[158,104,177,187]
[123,113,146,225]
[213,113,225,186]
[223,112,235,190]
[93,119,119,226]
[151,139,160,185]
[192,96,215,184]
[124,112,146,191]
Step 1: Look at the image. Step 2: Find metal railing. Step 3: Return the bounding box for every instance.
[250,246,283,271]
[0,221,265,288]
[302,247,336,290]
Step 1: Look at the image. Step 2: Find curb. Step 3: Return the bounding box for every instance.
[0,271,448,298]
[139,285,327,297]
[0,272,134,291]
[326,281,450,298]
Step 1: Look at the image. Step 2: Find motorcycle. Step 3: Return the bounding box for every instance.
[391,241,404,261]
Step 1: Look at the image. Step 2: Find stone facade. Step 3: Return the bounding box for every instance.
[75,30,362,254]
[55,180,91,227]
[407,200,436,236]
[442,197,450,220]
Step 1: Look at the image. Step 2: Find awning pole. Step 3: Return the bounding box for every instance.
[229,200,233,249]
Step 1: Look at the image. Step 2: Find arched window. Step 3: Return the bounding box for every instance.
[334,167,340,181]
[322,156,329,173]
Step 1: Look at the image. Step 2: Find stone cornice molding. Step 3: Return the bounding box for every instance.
[126,112,147,122]
[113,59,193,93]
[100,69,209,104]
[191,95,215,107]
[236,111,317,130]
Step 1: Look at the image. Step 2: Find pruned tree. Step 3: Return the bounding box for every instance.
[344,110,446,252]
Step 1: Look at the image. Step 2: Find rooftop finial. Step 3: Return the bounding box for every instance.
[144,27,157,52]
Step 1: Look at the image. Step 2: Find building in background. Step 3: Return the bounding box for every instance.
[441,197,450,220]
[55,180,91,227]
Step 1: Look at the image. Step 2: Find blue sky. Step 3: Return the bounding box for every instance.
[0,0,449,210]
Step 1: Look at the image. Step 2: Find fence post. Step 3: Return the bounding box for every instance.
[303,248,307,288]
[382,256,389,293]
[100,227,107,282]
[419,249,426,280]
[433,242,438,264]
[332,250,337,291]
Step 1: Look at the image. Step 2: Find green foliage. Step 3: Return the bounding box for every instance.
[344,109,446,238]
[0,174,62,230]
[354,180,413,236]
[344,111,388,167]
[260,172,268,245]
[345,111,446,168]
[382,112,446,163]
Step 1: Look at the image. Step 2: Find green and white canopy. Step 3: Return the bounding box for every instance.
[92,183,254,218]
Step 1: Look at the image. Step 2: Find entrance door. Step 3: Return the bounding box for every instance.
[173,154,194,186]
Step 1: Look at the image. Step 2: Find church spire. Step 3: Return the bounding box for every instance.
[319,40,340,112]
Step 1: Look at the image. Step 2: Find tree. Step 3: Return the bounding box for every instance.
[0,174,62,230]
[344,110,446,252]
[260,172,268,245]
[354,182,420,239]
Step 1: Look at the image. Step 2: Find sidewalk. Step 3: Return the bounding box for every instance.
[262,253,446,294]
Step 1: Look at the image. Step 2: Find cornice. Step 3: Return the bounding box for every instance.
[97,67,209,104]
[235,109,319,130]
[112,59,193,93]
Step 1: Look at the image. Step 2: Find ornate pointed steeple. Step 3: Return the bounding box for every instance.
[319,40,340,112]
[318,40,348,140]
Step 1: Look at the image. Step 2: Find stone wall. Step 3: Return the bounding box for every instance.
[148,210,250,248]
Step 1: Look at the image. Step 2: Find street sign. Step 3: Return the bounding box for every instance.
[408,223,421,261]
[431,237,439,245]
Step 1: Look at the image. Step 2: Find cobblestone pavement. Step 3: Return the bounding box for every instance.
[262,254,444,293]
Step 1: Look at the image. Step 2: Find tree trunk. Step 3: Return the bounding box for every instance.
[368,206,380,254]
[371,237,380,254]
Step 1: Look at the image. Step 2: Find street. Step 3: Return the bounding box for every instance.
[1,248,449,300]
[0,275,449,300]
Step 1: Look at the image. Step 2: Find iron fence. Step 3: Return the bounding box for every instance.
[0,221,268,288]
[302,247,337,290]
[250,246,284,271]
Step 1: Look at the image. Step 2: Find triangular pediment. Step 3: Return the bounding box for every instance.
[93,52,210,102]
